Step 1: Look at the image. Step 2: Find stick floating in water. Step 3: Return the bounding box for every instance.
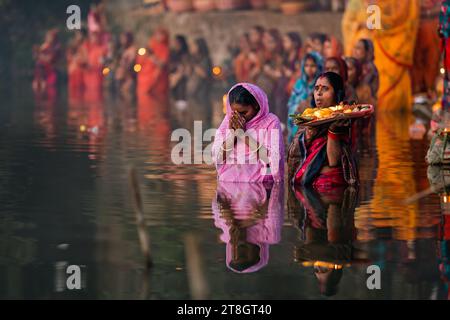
[129,166,153,269]
[184,233,209,300]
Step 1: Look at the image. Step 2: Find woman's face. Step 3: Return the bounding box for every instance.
[74,31,83,42]
[314,76,336,108]
[249,28,261,45]
[323,40,333,58]
[155,30,164,43]
[353,40,366,61]
[231,103,259,122]
[263,32,277,52]
[311,39,324,54]
[325,60,340,77]
[283,35,293,52]
[190,41,199,55]
[239,35,250,52]
[346,60,357,85]
[304,37,313,54]
[120,33,128,46]
[304,58,318,81]
[173,38,181,51]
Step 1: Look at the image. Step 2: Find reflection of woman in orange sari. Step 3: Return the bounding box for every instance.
[67,30,87,98]
[137,91,171,163]
[343,0,420,111]
[136,28,170,98]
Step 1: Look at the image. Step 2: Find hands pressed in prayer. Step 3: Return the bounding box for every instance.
[229,111,247,131]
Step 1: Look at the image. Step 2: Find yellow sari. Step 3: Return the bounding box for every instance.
[343,0,420,112]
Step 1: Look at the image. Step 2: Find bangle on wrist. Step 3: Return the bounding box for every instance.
[328,129,347,141]
[220,144,233,152]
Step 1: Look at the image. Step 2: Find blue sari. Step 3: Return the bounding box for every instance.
[287,52,323,143]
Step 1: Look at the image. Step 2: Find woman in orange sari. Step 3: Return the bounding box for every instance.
[83,31,108,95]
[412,0,441,97]
[343,0,420,112]
[136,28,170,98]
[67,30,87,97]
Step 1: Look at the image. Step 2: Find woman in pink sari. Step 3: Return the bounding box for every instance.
[211,83,284,183]
[212,181,284,273]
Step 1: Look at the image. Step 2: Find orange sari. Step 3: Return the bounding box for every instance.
[343,0,420,112]
[137,29,170,98]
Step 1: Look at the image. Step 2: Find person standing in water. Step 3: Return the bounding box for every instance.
[212,83,284,183]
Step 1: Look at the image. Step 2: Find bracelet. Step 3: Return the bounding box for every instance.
[250,143,263,153]
[220,144,233,152]
[328,129,347,141]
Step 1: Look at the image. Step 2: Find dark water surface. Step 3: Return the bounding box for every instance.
[0,84,448,300]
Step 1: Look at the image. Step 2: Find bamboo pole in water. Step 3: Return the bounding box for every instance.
[129,167,153,269]
[184,233,209,300]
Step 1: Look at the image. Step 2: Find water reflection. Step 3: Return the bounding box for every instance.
[428,165,450,299]
[3,83,450,299]
[288,185,369,296]
[212,182,284,273]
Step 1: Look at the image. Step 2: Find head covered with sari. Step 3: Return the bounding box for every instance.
[287,51,324,141]
[212,182,284,273]
[211,82,285,183]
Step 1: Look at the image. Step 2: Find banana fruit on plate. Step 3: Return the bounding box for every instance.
[290,104,371,124]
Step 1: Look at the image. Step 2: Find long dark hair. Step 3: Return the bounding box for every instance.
[344,57,362,87]
[194,38,210,60]
[325,57,348,82]
[311,72,345,107]
[228,85,260,110]
[287,32,302,51]
[175,34,189,56]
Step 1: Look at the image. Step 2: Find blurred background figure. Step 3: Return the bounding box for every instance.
[136,28,170,99]
[323,35,343,59]
[186,37,212,99]
[66,29,87,99]
[286,52,323,142]
[115,31,136,97]
[169,34,190,107]
[351,39,379,104]
[233,33,260,84]
[325,56,357,102]
[343,0,419,112]
[83,30,108,99]
[32,29,61,94]
[345,57,376,106]
[412,0,441,101]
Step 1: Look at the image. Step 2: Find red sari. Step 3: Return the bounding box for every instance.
[137,29,170,98]
[83,38,107,94]
[67,44,86,97]
[288,126,359,192]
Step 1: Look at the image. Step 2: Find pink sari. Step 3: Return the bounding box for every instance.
[211,83,285,183]
[212,182,284,273]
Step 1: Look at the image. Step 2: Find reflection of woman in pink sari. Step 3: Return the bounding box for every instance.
[212,182,284,273]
